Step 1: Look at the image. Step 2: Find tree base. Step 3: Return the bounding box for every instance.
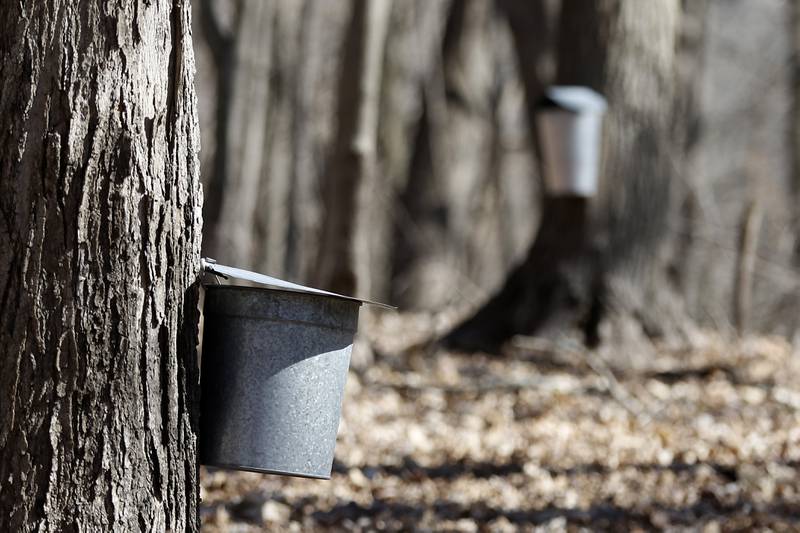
[441,196,598,353]
[440,196,693,354]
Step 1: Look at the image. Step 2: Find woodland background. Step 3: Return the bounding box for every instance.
[192,0,800,530]
[194,0,800,341]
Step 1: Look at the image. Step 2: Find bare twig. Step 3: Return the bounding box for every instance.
[734,199,763,335]
[511,336,663,424]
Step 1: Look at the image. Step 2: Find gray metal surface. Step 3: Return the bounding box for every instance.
[200,285,361,479]
[201,258,394,309]
[536,86,607,197]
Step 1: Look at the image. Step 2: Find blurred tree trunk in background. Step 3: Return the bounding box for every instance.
[792,0,800,265]
[201,0,273,265]
[193,0,798,345]
[196,0,538,304]
[445,0,686,351]
[389,0,539,308]
[669,0,709,303]
[0,1,202,530]
[496,0,556,160]
[587,0,686,345]
[198,0,349,280]
[315,0,393,294]
[199,0,239,255]
[364,0,451,303]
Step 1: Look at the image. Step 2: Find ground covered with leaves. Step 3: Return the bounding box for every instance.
[200,313,800,531]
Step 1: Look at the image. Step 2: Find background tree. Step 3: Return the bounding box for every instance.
[193,0,799,347]
[314,0,393,294]
[195,0,540,307]
[383,0,539,308]
[445,0,684,351]
[792,0,800,265]
[197,0,345,281]
[0,1,203,530]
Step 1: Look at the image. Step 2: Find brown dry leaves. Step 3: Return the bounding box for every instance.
[201,312,800,532]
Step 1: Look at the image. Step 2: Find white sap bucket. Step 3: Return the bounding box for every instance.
[535,86,607,197]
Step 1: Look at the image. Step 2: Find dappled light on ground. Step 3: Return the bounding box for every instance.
[200,313,800,531]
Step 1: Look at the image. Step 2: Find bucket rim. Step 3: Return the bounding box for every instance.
[201,258,395,310]
[203,283,363,307]
[202,461,332,480]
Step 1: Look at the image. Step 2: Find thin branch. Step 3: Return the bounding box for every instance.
[734,199,763,335]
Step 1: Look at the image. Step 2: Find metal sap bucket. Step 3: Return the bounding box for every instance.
[535,86,607,197]
[199,259,392,479]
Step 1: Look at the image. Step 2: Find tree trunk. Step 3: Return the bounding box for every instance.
[198,0,239,258]
[315,0,392,294]
[791,0,800,264]
[197,1,352,281]
[365,0,450,303]
[389,0,538,310]
[444,0,683,352]
[201,0,274,265]
[668,0,708,300]
[0,1,203,531]
[496,0,554,159]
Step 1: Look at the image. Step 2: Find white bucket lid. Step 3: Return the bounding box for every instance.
[540,86,607,114]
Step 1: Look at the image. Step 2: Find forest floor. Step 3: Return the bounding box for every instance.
[200,312,800,532]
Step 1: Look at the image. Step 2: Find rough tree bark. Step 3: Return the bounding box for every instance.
[0,1,203,531]
[444,0,683,352]
[314,0,392,295]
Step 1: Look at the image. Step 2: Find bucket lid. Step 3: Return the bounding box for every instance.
[201,258,395,310]
[538,86,607,114]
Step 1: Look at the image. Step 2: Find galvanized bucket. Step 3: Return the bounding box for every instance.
[535,86,607,197]
[198,260,391,479]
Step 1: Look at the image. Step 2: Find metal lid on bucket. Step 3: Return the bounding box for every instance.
[538,86,607,114]
[201,258,395,310]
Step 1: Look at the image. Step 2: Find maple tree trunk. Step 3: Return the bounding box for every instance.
[445,0,684,351]
[0,1,203,530]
